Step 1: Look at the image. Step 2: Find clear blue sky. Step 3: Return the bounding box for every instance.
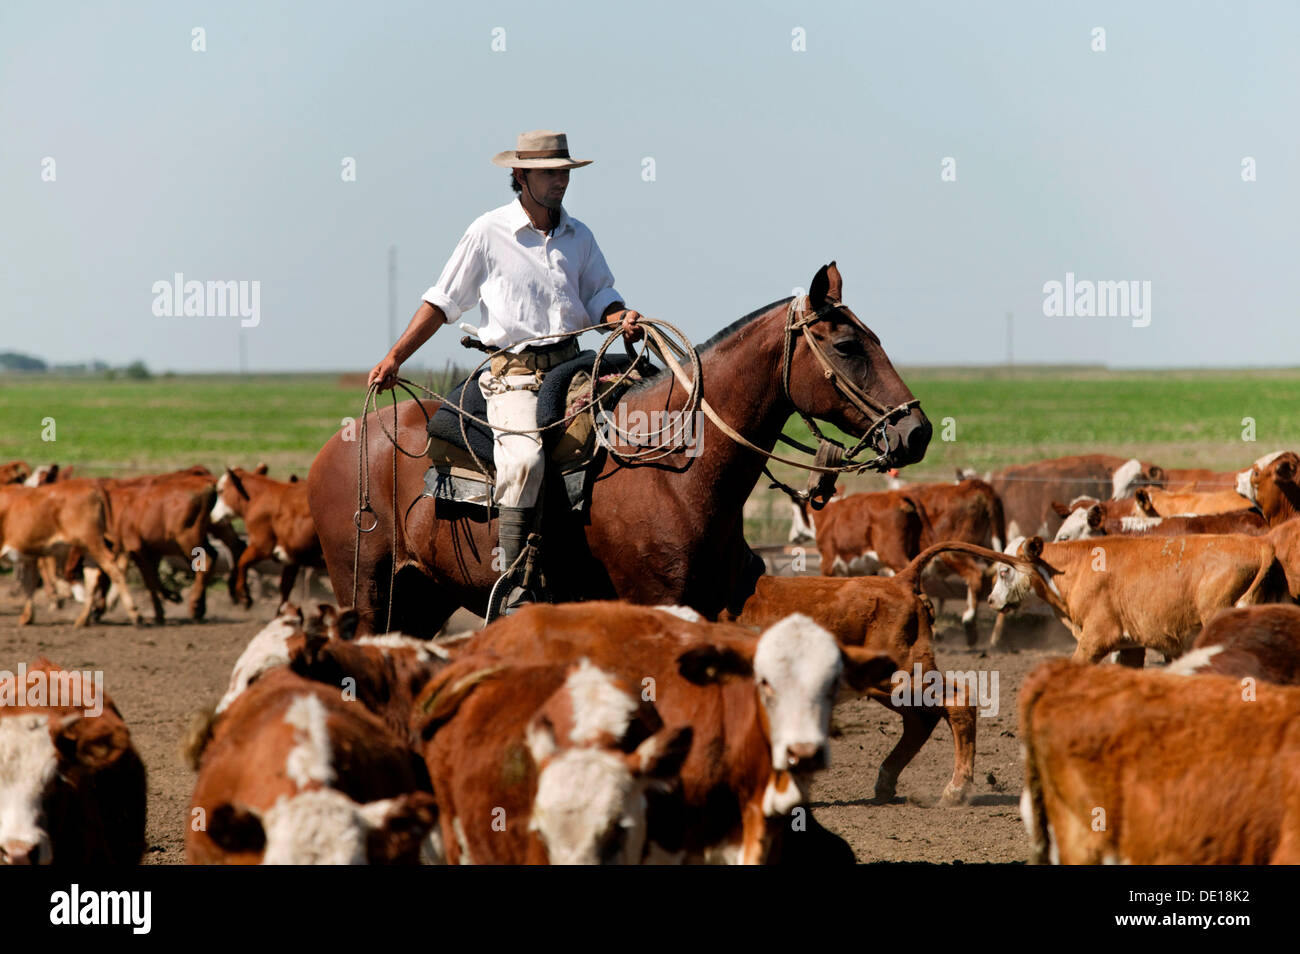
[3,0,1296,371]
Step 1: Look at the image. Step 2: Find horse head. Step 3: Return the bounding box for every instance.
[781,262,931,470]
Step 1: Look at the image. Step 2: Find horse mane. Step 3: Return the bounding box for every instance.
[622,296,793,395]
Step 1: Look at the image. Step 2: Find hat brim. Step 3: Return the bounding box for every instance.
[491,150,593,169]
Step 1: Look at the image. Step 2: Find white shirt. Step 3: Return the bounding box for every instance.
[422,199,623,353]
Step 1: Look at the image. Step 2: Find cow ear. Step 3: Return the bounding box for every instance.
[1147,465,1165,484]
[254,462,269,476]
[285,631,329,670]
[337,609,361,642]
[676,645,753,685]
[839,648,900,694]
[208,803,267,855]
[417,664,507,739]
[43,464,59,484]
[628,725,693,781]
[1024,536,1044,560]
[1135,488,1156,515]
[225,467,250,500]
[1278,456,1296,481]
[1050,500,1070,517]
[56,716,127,771]
[1087,505,1104,529]
[363,792,440,864]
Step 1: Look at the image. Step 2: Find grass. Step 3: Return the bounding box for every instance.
[4,365,1297,543]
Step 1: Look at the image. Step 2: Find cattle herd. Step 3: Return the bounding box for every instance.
[4,449,1300,864]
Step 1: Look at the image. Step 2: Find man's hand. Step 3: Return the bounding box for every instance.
[367,354,401,392]
[606,308,644,346]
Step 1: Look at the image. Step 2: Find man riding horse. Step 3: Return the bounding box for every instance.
[367,130,642,614]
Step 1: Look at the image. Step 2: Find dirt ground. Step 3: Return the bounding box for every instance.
[0,576,1089,865]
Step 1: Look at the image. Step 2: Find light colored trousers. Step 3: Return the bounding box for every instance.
[479,371,545,508]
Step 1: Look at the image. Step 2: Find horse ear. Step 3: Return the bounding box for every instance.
[825,261,843,301]
[808,264,831,308]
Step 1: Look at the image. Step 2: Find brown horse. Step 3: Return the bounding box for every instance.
[307,263,932,636]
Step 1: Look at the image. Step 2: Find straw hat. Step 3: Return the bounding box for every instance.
[491,130,592,169]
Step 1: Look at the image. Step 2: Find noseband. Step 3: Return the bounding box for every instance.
[779,296,920,464]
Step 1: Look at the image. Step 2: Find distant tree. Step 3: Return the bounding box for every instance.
[0,351,47,371]
[124,360,151,380]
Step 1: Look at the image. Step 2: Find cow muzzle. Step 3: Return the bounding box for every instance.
[783,741,828,773]
[1,834,50,865]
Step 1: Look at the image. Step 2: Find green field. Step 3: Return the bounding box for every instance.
[3,366,1297,542]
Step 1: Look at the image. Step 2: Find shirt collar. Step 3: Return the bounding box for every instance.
[508,198,573,237]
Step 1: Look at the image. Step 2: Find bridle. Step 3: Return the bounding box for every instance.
[778,295,921,467]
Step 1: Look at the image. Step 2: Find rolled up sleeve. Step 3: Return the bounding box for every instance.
[578,239,623,323]
[422,227,486,325]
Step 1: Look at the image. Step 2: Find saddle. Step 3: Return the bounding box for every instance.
[423,350,649,510]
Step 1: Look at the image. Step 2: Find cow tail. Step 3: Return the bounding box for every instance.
[1239,542,1288,606]
[895,541,1025,595]
[1017,667,1054,865]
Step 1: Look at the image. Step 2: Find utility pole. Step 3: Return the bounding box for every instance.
[1005,311,1013,369]
[388,245,398,347]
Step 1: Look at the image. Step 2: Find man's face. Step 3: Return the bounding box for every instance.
[520,168,569,209]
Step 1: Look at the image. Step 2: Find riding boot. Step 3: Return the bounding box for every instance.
[494,505,542,617]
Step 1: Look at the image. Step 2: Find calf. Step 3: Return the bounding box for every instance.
[211,466,323,609]
[417,655,691,864]
[1019,659,1300,863]
[186,667,436,864]
[989,534,1287,664]
[97,467,222,623]
[1167,604,1300,685]
[450,603,896,863]
[0,659,146,864]
[0,479,143,625]
[1053,501,1267,542]
[724,541,1027,804]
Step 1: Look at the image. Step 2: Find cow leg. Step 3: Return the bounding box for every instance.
[871,695,943,803]
[1072,624,1121,665]
[988,610,1011,651]
[231,546,264,609]
[939,697,977,805]
[188,544,214,621]
[79,546,142,626]
[83,565,107,621]
[37,556,65,609]
[278,564,300,612]
[131,552,168,625]
[1115,647,1146,668]
[16,557,38,625]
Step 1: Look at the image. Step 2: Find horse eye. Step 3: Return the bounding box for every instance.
[832,339,866,359]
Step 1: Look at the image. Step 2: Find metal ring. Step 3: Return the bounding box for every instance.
[354,508,379,533]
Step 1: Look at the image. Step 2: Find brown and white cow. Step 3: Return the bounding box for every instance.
[989,534,1288,664]
[1053,501,1267,542]
[1166,604,1300,685]
[0,659,146,864]
[0,479,143,626]
[449,603,897,864]
[1133,486,1251,518]
[1019,659,1300,863]
[416,655,692,864]
[1238,450,1300,527]
[186,666,437,864]
[211,466,323,609]
[989,455,1163,542]
[94,466,222,623]
[724,541,1029,804]
[799,480,1006,645]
